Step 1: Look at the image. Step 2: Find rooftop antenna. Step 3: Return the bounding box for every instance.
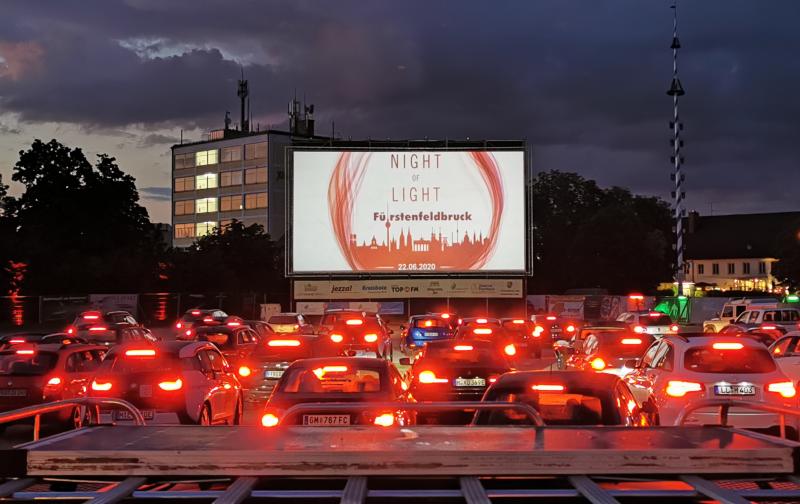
[667,1,687,299]
[237,67,250,133]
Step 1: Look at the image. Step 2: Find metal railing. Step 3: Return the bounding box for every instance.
[280,401,545,426]
[0,397,146,441]
[675,399,800,439]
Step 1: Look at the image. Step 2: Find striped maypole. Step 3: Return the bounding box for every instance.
[667,2,686,295]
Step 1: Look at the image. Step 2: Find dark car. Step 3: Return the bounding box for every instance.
[562,325,655,376]
[317,309,392,337]
[318,316,393,360]
[261,357,411,428]
[405,339,513,424]
[500,318,545,358]
[89,341,243,425]
[80,323,157,347]
[244,333,318,402]
[454,318,518,360]
[245,320,276,342]
[530,314,579,342]
[267,313,314,335]
[0,332,87,350]
[66,310,139,340]
[0,343,107,431]
[400,314,456,353]
[195,325,260,382]
[717,324,777,346]
[476,371,652,426]
[174,308,231,340]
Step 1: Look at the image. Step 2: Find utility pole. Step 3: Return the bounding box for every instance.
[667,2,686,296]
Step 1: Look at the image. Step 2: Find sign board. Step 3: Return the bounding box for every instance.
[294,279,523,300]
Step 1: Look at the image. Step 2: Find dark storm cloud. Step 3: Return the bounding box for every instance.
[139,186,171,201]
[0,0,799,213]
[140,133,180,147]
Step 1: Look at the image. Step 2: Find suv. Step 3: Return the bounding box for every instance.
[615,311,677,337]
[703,298,782,333]
[727,308,800,335]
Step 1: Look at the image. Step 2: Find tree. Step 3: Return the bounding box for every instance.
[4,139,157,293]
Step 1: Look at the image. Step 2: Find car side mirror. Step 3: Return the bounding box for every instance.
[400,324,406,330]
[399,357,411,366]
[624,359,639,369]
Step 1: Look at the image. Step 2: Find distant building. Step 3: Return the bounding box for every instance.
[683,210,800,293]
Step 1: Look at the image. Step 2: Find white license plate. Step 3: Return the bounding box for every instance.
[139,385,153,398]
[455,378,486,387]
[302,414,351,426]
[0,389,27,397]
[424,332,439,337]
[353,350,375,358]
[715,384,755,396]
[113,409,155,421]
[265,370,284,379]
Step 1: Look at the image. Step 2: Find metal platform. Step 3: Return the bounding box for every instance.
[2,424,797,478]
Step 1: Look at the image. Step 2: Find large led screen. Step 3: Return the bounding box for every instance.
[291,150,526,273]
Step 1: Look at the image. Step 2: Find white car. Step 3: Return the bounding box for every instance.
[769,332,800,383]
[625,335,797,431]
[615,311,678,337]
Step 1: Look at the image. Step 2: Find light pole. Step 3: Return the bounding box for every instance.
[667,2,686,296]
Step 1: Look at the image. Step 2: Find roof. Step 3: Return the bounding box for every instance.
[494,370,621,391]
[685,211,800,260]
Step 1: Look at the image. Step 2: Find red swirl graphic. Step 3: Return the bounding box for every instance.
[327,151,504,271]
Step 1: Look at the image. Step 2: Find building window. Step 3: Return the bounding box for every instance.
[195,197,217,214]
[174,153,196,170]
[712,263,719,275]
[759,261,767,274]
[195,149,219,166]
[195,173,218,190]
[245,167,267,184]
[174,200,194,216]
[174,176,195,192]
[220,170,243,187]
[697,264,704,275]
[174,223,195,239]
[196,222,217,237]
[221,146,242,163]
[742,262,751,274]
[245,142,267,160]
[727,263,735,275]
[245,192,268,209]
[220,195,242,212]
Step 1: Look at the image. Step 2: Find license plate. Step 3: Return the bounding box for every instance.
[715,384,755,396]
[113,409,155,421]
[551,327,562,333]
[353,350,375,358]
[265,370,284,379]
[424,332,439,337]
[455,377,486,387]
[139,385,153,398]
[302,414,350,426]
[0,389,27,397]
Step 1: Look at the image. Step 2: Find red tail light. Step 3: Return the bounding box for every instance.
[476,318,488,324]
[512,319,525,324]
[666,380,703,397]
[158,378,183,391]
[590,357,606,370]
[621,338,642,345]
[330,333,344,343]
[268,339,301,347]
[203,317,214,323]
[712,342,743,350]
[761,324,777,331]
[531,384,564,392]
[83,314,100,320]
[670,324,679,332]
[175,322,183,329]
[453,345,474,351]
[346,319,363,326]
[91,379,112,391]
[364,333,378,343]
[66,327,75,335]
[565,325,576,333]
[504,344,517,356]
[473,328,493,335]
[546,316,557,321]
[125,349,156,357]
[46,377,62,387]
[633,325,645,334]
[238,366,252,377]
[261,412,280,427]
[373,413,395,427]
[488,375,500,384]
[533,325,544,337]
[441,313,451,319]
[88,326,108,332]
[629,294,644,301]
[648,312,662,318]
[418,370,448,384]
[16,349,34,355]
[184,329,193,337]
[191,310,201,316]
[312,365,348,379]
[8,338,25,345]
[227,321,241,327]
[768,381,797,398]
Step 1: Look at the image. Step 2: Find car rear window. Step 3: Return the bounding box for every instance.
[101,354,182,373]
[425,346,505,366]
[269,316,299,325]
[684,346,776,373]
[0,352,58,375]
[589,332,653,358]
[640,314,672,326]
[280,366,382,394]
[486,391,607,425]
[106,313,130,324]
[412,318,449,329]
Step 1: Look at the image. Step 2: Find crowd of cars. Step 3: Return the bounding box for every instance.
[2,302,799,439]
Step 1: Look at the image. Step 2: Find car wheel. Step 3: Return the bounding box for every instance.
[199,403,212,426]
[178,410,195,425]
[704,325,717,333]
[63,406,83,430]
[232,397,243,425]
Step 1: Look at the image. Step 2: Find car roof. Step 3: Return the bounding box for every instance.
[271,312,300,317]
[493,370,621,391]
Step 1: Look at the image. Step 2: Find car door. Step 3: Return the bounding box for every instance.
[187,350,217,421]
[63,352,86,400]
[206,348,235,421]
[626,341,662,403]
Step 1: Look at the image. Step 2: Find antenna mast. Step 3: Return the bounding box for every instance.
[667,2,686,297]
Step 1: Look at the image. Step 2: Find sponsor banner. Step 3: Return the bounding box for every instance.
[546,295,585,320]
[295,301,405,316]
[259,303,282,321]
[294,279,523,300]
[292,150,526,273]
[89,294,138,317]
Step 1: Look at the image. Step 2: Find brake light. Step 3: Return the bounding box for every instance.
[330,333,344,343]
[666,380,703,397]
[268,339,301,347]
[8,338,25,344]
[512,319,525,324]
[566,325,576,333]
[346,319,363,326]
[633,325,645,334]
[227,321,241,327]
[46,377,62,386]
[423,320,433,327]
[621,338,642,345]
[473,328,493,335]
[768,381,797,398]
[125,349,156,357]
[91,380,112,391]
[488,375,499,384]
[590,357,606,370]
[504,344,517,356]
[533,325,544,337]
[629,294,644,301]
[158,378,183,391]
[184,329,193,337]
[712,342,744,350]
[261,413,280,427]
[531,384,564,392]
[203,317,214,323]
[66,327,75,335]
[454,345,474,351]
[89,326,108,332]
[16,349,34,355]
[670,324,679,332]
[313,365,348,379]
[175,322,183,329]
[441,313,451,319]
[238,366,252,377]
[373,413,395,427]
[418,370,448,384]
[191,310,201,316]
[546,316,557,321]
[761,324,777,331]
[648,312,662,318]
[476,318,488,324]
[83,314,100,320]
[364,333,378,343]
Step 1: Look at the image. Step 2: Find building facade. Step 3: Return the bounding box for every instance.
[170,130,292,248]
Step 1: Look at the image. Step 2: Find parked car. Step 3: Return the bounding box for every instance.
[90,341,243,425]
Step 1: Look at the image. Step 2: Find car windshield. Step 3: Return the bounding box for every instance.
[412,318,449,329]
[588,331,652,358]
[269,316,299,325]
[279,366,382,394]
[641,314,672,326]
[424,345,505,366]
[684,346,776,373]
[0,351,58,375]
